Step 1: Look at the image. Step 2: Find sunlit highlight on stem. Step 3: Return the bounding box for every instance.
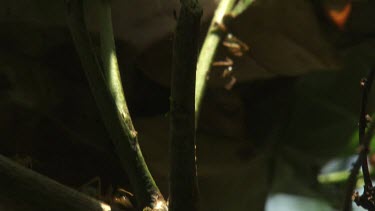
[99,1,133,132]
[195,0,237,122]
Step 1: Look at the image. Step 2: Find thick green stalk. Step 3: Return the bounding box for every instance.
[194,0,237,120]
[99,0,131,126]
[64,0,165,209]
[169,0,202,210]
[0,154,110,211]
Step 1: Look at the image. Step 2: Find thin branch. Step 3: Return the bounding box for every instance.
[0,154,113,211]
[169,0,202,210]
[64,0,165,209]
[343,69,375,211]
[344,155,366,211]
[194,0,237,121]
[359,70,375,187]
[344,118,375,211]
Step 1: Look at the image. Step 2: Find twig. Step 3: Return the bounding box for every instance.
[0,154,113,211]
[344,155,366,211]
[344,69,375,211]
[359,70,375,187]
[64,0,165,209]
[344,122,375,211]
[194,0,237,121]
[169,0,202,211]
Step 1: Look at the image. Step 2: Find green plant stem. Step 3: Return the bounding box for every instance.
[169,0,202,210]
[99,0,131,124]
[64,0,165,209]
[231,0,255,17]
[194,0,237,121]
[0,154,110,211]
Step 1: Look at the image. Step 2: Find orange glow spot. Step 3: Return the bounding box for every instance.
[327,2,352,30]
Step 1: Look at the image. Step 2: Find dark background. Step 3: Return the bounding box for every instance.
[1,0,375,210]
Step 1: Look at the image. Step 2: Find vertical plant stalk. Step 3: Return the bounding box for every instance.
[344,69,375,211]
[64,0,166,209]
[194,0,237,120]
[170,0,202,210]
